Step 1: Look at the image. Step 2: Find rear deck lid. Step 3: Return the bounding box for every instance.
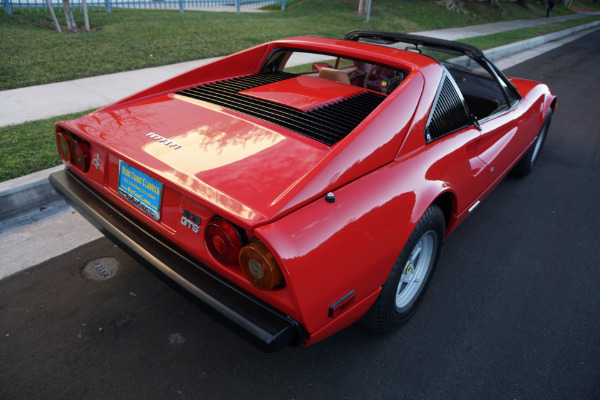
[66,72,402,226]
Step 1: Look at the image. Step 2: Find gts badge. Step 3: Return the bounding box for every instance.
[181,209,201,234]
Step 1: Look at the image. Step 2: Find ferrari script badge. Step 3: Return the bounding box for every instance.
[147,132,181,150]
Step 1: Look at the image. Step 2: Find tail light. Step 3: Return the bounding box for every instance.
[239,241,283,291]
[55,130,91,172]
[69,137,91,172]
[55,131,72,162]
[205,218,244,265]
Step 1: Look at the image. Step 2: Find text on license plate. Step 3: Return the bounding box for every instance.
[117,161,163,221]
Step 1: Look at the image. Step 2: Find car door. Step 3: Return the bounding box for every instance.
[447,58,523,187]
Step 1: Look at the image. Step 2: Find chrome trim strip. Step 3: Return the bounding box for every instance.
[468,200,480,213]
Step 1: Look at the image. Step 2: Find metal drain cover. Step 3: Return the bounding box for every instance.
[82,257,119,281]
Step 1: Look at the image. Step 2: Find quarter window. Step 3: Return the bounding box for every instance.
[426,72,471,142]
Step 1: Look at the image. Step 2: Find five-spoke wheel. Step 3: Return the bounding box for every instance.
[362,204,445,332]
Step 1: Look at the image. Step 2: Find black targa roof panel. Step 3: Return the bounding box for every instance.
[344,30,484,60]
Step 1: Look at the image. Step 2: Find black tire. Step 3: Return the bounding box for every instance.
[362,204,445,333]
[512,109,552,177]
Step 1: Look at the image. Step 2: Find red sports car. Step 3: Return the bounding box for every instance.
[49,31,556,351]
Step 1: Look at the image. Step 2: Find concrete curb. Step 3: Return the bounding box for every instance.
[0,165,64,222]
[1,22,599,226]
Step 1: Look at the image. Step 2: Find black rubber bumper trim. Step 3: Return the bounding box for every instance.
[49,169,307,352]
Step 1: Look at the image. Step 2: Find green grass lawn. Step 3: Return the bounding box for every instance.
[0,110,89,182]
[0,0,573,90]
[569,0,600,10]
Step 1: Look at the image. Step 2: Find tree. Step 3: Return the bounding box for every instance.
[358,0,367,15]
[489,0,507,13]
[62,0,79,33]
[445,0,462,12]
[82,0,90,32]
[45,0,62,32]
[358,0,372,20]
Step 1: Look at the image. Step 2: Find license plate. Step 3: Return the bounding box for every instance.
[118,161,163,221]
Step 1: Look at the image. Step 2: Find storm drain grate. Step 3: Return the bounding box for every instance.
[82,257,119,281]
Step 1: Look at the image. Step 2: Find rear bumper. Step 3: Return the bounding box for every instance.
[49,168,307,352]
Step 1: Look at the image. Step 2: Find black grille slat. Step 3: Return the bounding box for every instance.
[426,75,470,142]
[176,73,386,146]
[181,89,346,143]
[182,84,354,141]
[180,78,364,142]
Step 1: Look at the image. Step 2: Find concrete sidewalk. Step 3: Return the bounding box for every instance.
[0,57,221,128]
[1,13,599,280]
[412,12,594,39]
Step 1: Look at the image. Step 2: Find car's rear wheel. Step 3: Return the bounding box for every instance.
[362,204,445,333]
[512,108,552,177]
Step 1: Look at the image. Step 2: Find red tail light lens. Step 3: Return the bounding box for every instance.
[69,137,91,172]
[55,131,72,162]
[55,130,91,172]
[239,241,283,291]
[205,218,244,265]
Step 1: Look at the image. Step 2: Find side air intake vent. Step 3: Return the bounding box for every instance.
[426,74,470,142]
[176,72,386,146]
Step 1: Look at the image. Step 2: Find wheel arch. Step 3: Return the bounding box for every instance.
[541,92,557,126]
[432,191,456,236]
[550,96,557,112]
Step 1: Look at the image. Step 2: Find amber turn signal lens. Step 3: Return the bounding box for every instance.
[239,241,283,291]
[205,218,244,265]
[69,137,91,172]
[55,131,72,162]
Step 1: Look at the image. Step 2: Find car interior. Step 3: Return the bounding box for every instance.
[261,44,519,121]
[261,50,407,95]
[444,63,510,120]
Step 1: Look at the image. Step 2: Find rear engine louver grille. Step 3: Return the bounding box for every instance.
[175,72,386,146]
[426,74,470,142]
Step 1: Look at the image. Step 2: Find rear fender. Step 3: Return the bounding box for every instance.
[255,156,447,336]
[99,44,270,111]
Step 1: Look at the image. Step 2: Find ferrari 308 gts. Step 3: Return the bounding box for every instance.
[49,31,556,351]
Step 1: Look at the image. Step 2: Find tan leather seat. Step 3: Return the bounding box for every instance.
[318,67,350,85]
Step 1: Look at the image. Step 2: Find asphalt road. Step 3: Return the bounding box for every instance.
[2,30,599,400]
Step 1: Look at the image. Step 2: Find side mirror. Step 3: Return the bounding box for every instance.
[471,114,481,131]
